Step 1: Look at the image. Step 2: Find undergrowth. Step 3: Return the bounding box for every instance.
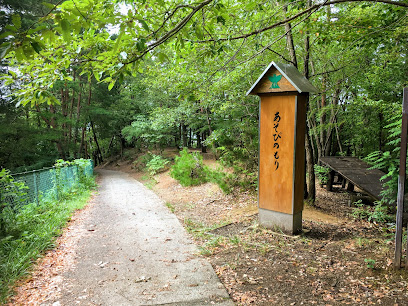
[170,148,231,193]
[133,152,169,176]
[351,200,393,223]
[0,167,96,303]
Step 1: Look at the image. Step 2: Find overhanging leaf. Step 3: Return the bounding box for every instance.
[15,47,25,62]
[108,79,116,91]
[31,42,42,54]
[114,30,124,52]
[11,14,21,30]
[0,31,14,39]
[0,43,11,59]
[60,19,72,42]
[138,19,150,32]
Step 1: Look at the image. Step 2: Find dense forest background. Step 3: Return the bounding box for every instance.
[1,0,408,202]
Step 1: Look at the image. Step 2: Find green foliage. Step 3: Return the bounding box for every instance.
[365,115,402,205]
[170,148,209,186]
[146,155,169,176]
[0,158,94,303]
[364,258,376,269]
[132,152,154,171]
[3,0,408,201]
[0,176,94,303]
[351,200,370,220]
[0,169,28,235]
[205,167,231,194]
[165,202,175,213]
[206,118,259,190]
[72,159,95,187]
[340,99,400,157]
[42,159,94,203]
[314,165,330,185]
[170,149,233,193]
[351,200,392,223]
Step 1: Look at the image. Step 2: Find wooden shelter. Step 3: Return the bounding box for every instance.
[247,62,317,234]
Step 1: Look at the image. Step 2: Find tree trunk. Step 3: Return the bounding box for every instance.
[320,73,327,158]
[79,79,92,158]
[74,82,82,158]
[90,119,103,164]
[303,0,315,202]
[68,71,76,156]
[197,132,201,148]
[201,131,207,153]
[283,5,298,67]
[181,122,188,148]
[305,116,316,202]
[205,107,213,134]
[120,135,125,158]
[79,127,86,158]
[188,129,192,148]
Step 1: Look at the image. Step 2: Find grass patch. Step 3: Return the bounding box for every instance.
[0,183,95,303]
[165,202,175,213]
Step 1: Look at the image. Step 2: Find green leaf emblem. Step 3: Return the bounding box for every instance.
[268,74,282,89]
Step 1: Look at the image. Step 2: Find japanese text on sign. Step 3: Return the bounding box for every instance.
[273,112,281,170]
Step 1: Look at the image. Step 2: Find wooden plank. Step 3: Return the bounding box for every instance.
[320,156,386,200]
[259,95,296,214]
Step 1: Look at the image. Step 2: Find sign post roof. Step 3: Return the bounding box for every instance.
[246,61,318,95]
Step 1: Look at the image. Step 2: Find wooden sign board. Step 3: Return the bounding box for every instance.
[247,62,317,234]
[251,69,297,94]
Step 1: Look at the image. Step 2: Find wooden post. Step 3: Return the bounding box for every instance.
[341,176,346,188]
[247,62,317,234]
[326,170,335,191]
[395,88,408,268]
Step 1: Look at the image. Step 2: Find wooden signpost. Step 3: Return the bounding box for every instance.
[247,62,317,234]
[395,87,408,268]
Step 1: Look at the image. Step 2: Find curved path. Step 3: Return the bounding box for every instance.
[58,169,233,305]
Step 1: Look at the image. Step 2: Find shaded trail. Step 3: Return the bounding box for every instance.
[57,169,233,305]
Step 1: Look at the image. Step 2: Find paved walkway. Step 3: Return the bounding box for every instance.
[58,169,233,305]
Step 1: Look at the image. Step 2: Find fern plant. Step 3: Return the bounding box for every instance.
[365,115,403,205]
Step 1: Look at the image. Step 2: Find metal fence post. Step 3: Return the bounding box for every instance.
[33,171,39,206]
[54,169,59,200]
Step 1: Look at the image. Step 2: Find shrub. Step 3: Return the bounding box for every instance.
[132,152,154,171]
[170,149,232,193]
[146,155,169,175]
[314,165,330,185]
[72,159,95,188]
[205,167,231,194]
[170,148,208,186]
[0,169,28,237]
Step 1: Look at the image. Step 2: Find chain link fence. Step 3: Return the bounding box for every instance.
[1,160,94,208]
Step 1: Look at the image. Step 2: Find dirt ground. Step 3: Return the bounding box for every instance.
[8,150,408,305]
[105,152,408,305]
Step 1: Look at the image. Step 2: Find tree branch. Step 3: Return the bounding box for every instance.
[192,0,408,43]
[125,0,213,65]
[147,4,195,40]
